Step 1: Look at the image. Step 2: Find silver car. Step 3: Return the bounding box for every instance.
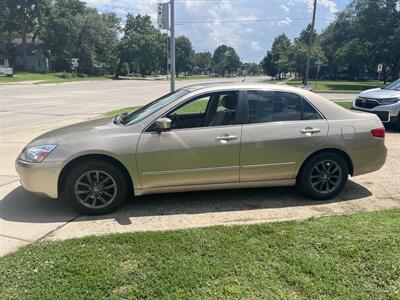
[352,79,400,130]
[16,83,387,214]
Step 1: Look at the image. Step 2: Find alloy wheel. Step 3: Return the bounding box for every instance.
[309,160,342,194]
[74,170,117,209]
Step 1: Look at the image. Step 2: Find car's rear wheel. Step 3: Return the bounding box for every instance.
[63,160,128,215]
[298,152,348,200]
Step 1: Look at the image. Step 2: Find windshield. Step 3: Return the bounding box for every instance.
[122,89,189,125]
[383,79,400,91]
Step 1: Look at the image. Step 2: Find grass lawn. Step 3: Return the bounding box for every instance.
[1,209,399,299]
[177,74,216,80]
[0,72,111,84]
[335,101,353,109]
[270,79,384,93]
[103,106,139,117]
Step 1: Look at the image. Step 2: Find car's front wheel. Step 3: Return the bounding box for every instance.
[298,152,349,200]
[63,160,128,215]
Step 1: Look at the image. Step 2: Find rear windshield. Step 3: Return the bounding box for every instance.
[124,89,189,125]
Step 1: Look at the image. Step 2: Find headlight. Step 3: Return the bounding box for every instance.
[380,98,400,104]
[20,144,58,163]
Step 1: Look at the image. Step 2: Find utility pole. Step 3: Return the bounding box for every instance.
[304,0,317,87]
[170,0,176,92]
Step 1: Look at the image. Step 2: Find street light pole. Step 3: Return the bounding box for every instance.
[170,0,176,92]
[304,0,317,87]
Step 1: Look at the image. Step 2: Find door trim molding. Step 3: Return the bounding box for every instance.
[241,162,296,169]
[142,165,239,176]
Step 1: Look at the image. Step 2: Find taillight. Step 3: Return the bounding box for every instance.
[371,127,385,139]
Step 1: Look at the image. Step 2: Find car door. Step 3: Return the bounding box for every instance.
[240,90,329,182]
[136,91,243,189]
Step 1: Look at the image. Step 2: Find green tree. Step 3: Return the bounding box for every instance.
[42,0,120,74]
[0,1,11,43]
[261,51,277,77]
[245,63,261,75]
[194,51,212,73]
[6,0,51,69]
[287,25,325,82]
[118,14,165,77]
[271,34,291,78]
[212,45,240,76]
[175,36,194,76]
[319,0,400,80]
[260,34,291,79]
[319,11,354,80]
[118,62,129,76]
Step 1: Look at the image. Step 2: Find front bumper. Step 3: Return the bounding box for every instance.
[15,159,61,198]
[352,101,400,124]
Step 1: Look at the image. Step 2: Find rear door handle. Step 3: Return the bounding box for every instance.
[216,134,238,142]
[301,127,321,135]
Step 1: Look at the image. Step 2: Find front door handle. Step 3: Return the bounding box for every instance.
[216,134,238,142]
[301,127,321,135]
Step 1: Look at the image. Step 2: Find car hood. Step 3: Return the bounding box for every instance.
[29,117,132,146]
[359,88,400,99]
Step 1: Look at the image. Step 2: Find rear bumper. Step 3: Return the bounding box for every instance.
[350,143,387,176]
[15,159,61,198]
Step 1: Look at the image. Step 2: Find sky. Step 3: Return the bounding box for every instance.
[85,0,351,63]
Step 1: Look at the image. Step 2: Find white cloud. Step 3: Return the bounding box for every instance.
[205,1,244,48]
[84,0,341,63]
[236,15,258,22]
[251,41,263,51]
[279,5,290,12]
[306,0,338,14]
[276,17,292,27]
[184,0,207,9]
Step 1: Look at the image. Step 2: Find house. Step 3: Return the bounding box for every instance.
[13,38,50,72]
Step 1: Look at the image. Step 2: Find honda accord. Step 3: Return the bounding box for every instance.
[16,83,387,214]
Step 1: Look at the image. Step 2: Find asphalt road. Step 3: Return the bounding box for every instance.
[1,78,375,256]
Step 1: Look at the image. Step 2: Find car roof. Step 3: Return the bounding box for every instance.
[182,82,308,93]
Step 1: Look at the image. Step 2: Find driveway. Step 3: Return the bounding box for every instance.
[2,79,389,256]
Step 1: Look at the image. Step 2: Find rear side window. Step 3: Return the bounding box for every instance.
[302,98,322,120]
[247,91,321,123]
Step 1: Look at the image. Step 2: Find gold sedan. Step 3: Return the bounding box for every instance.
[16,83,387,214]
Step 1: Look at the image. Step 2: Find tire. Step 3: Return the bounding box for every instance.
[396,115,400,132]
[297,152,349,200]
[63,160,128,215]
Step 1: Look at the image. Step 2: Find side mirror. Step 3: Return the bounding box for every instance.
[155,117,172,131]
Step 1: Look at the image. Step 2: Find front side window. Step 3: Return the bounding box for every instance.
[247,91,321,123]
[166,92,239,129]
